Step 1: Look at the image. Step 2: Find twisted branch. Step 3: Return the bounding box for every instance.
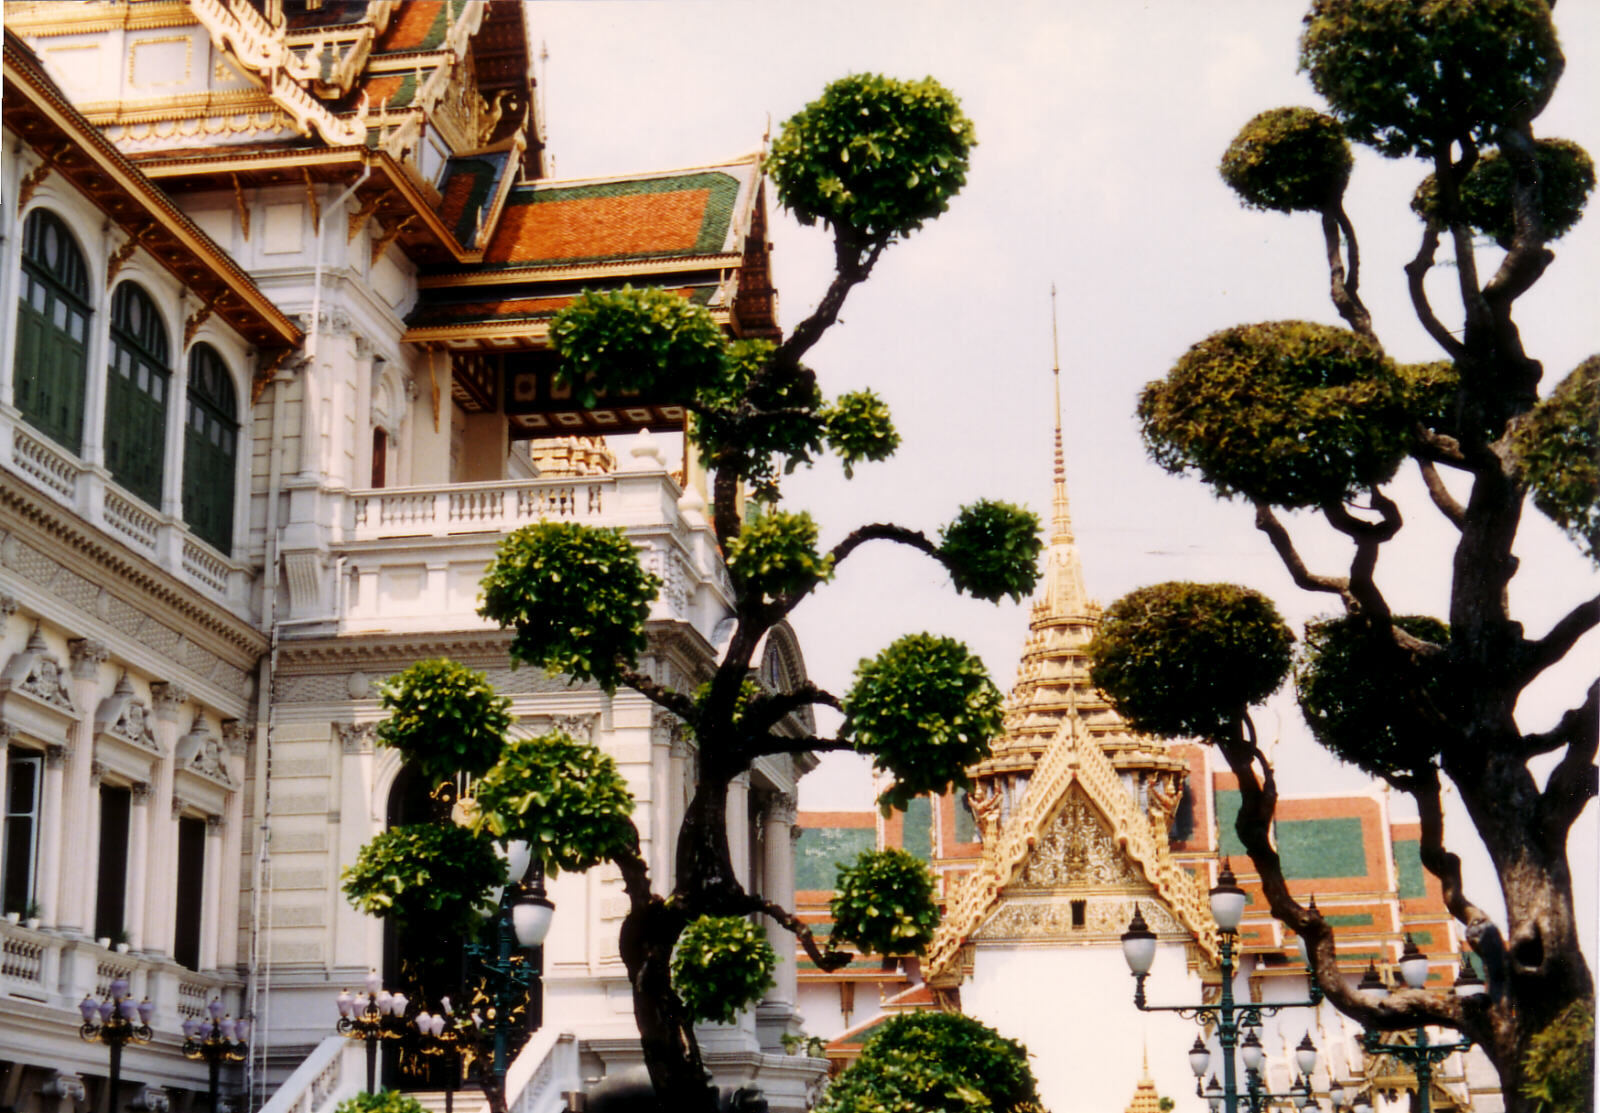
[1252,502,1351,602]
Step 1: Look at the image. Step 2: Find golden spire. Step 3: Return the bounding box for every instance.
[1050,283,1074,546]
[1041,285,1088,617]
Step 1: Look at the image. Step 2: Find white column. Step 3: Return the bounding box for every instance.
[726,774,750,889]
[36,743,66,928]
[61,638,108,934]
[200,815,225,972]
[144,683,186,957]
[761,794,798,1009]
[123,782,151,950]
[217,722,248,971]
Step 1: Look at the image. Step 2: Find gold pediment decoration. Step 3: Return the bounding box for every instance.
[926,709,1219,984]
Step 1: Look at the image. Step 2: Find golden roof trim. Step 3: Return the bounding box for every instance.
[419,253,747,289]
[402,306,735,347]
[3,36,301,352]
[3,2,191,35]
[925,711,1220,984]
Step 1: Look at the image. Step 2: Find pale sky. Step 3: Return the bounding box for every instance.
[525,1,1598,963]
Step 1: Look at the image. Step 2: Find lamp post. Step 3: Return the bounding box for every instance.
[1356,937,1477,1113]
[336,970,411,1093]
[462,858,554,1110]
[413,1003,465,1113]
[79,978,154,1113]
[1121,862,1325,1113]
[182,1000,249,1113]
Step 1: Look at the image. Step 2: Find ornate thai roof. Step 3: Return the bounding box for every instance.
[1123,1052,1165,1113]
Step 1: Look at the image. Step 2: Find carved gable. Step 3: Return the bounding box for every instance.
[1010,788,1143,891]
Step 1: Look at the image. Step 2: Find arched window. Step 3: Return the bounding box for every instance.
[104,282,171,504]
[13,210,91,453]
[182,344,238,555]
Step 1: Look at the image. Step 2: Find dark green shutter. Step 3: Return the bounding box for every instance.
[105,283,171,505]
[13,211,91,453]
[182,344,239,555]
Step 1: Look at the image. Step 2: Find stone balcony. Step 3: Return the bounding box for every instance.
[0,917,243,1086]
[1,412,257,617]
[320,443,732,646]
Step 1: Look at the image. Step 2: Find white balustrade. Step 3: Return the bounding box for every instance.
[11,426,80,500]
[347,477,614,541]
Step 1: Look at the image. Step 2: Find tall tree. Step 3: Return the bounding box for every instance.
[347,73,1041,1112]
[1085,2,1596,1108]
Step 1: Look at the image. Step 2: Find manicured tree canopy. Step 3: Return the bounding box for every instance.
[1087,582,1295,740]
[1138,321,1410,509]
[816,1012,1041,1113]
[341,823,506,935]
[1513,356,1600,562]
[1220,107,1353,213]
[1411,138,1595,246]
[374,659,511,785]
[669,916,777,1025]
[829,848,940,957]
[1300,0,1564,159]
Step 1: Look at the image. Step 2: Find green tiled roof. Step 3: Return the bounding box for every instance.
[1278,817,1367,879]
[1323,913,1375,927]
[1394,838,1428,898]
[795,827,876,891]
[900,796,932,863]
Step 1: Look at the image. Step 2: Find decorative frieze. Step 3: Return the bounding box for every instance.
[973,894,1183,943]
[95,674,160,756]
[3,627,76,712]
[1012,791,1144,890]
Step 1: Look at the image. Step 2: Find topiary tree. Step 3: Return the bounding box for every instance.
[1087,3,1596,1109]
[342,661,636,1113]
[814,1012,1042,1113]
[416,74,1037,1111]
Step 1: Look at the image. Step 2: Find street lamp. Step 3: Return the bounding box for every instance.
[413,1003,465,1113]
[1121,861,1325,1113]
[463,860,554,1109]
[336,970,410,1093]
[1358,937,1474,1113]
[79,978,154,1113]
[182,1000,249,1113]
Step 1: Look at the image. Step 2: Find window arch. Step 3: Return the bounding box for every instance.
[13,209,92,453]
[182,343,239,555]
[104,282,171,504]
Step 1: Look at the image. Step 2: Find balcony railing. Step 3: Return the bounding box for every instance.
[332,470,730,641]
[0,919,241,1033]
[2,418,256,613]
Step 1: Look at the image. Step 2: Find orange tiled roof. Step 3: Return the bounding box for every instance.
[372,0,461,55]
[476,167,748,271]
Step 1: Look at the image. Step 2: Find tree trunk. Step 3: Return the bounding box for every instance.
[619,901,720,1113]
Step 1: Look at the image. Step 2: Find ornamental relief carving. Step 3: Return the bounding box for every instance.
[1,627,75,713]
[95,675,160,755]
[334,721,376,754]
[973,895,1182,942]
[1013,789,1143,890]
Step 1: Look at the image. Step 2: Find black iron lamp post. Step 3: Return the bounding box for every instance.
[182,1000,250,1113]
[413,1003,466,1113]
[1355,937,1477,1113]
[336,971,411,1093]
[1122,861,1325,1113]
[79,977,154,1113]
[462,859,554,1109]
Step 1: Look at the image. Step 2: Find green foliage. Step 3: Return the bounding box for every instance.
[816,1012,1041,1113]
[769,73,976,241]
[725,510,834,602]
[938,500,1044,603]
[470,730,637,878]
[844,634,1004,813]
[478,522,661,690]
[1139,321,1409,509]
[690,339,825,493]
[335,1091,428,1113]
[1088,582,1294,740]
[1300,0,1564,159]
[1521,997,1595,1113]
[341,822,506,934]
[829,848,940,956]
[1220,107,1352,213]
[374,659,511,785]
[1296,614,1452,776]
[1512,356,1600,562]
[824,389,901,477]
[1411,138,1595,246]
[1396,359,1460,431]
[669,916,776,1025]
[548,286,728,406]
